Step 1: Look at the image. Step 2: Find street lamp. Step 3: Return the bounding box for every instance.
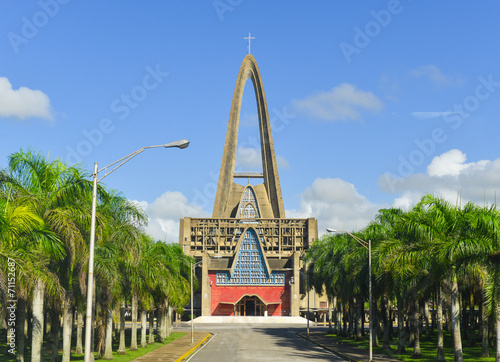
[190,260,202,344]
[327,228,372,362]
[190,255,221,343]
[84,140,189,362]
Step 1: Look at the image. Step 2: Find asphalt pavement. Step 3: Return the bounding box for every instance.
[133,317,401,362]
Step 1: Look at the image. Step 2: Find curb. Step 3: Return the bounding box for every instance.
[298,333,361,362]
[175,333,212,362]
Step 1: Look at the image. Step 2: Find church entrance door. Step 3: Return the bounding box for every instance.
[235,296,265,316]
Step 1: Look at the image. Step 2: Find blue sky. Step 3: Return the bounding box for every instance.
[2,1,500,242]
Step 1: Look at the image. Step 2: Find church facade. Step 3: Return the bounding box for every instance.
[179,54,318,317]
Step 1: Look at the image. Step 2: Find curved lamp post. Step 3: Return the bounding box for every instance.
[190,260,203,344]
[84,139,190,362]
[327,228,372,362]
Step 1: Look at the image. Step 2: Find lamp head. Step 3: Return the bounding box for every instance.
[164,139,190,149]
[326,228,337,233]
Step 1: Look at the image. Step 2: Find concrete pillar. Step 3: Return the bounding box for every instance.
[179,217,192,255]
[290,252,300,317]
[201,253,211,316]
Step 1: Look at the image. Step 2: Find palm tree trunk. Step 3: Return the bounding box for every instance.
[50,307,60,362]
[148,308,155,344]
[383,296,391,350]
[373,298,379,347]
[348,299,353,338]
[396,296,405,354]
[338,300,344,336]
[156,305,162,341]
[161,302,168,340]
[103,309,113,360]
[140,309,147,348]
[167,303,173,337]
[131,294,138,350]
[355,297,363,339]
[148,306,155,344]
[328,297,333,334]
[437,284,445,361]
[424,300,431,339]
[61,292,73,362]
[16,297,26,362]
[31,279,45,362]
[495,305,500,362]
[412,299,422,358]
[451,275,464,362]
[95,307,105,359]
[481,295,490,357]
[469,293,475,347]
[118,299,126,354]
[76,311,83,355]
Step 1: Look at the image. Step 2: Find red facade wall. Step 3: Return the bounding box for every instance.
[209,271,292,316]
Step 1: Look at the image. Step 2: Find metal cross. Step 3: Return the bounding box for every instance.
[244,32,255,54]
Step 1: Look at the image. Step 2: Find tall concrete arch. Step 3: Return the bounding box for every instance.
[212,54,285,218]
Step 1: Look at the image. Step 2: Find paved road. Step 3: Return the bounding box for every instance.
[184,324,343,361]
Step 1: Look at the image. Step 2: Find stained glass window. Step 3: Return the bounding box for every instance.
[217,229,284,285]
[236,187,261,218]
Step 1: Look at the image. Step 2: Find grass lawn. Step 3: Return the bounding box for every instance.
[0,327,186,361]
[325,330,496,362]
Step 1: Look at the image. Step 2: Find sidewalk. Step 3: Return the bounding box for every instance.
[131,331,211,362]
[300,332,401,362]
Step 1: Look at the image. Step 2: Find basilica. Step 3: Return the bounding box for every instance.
[179,54,319,317]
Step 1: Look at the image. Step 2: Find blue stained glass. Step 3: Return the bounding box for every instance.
[216,229,284,285]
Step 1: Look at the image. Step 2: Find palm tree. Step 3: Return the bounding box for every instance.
[304,236,339,333]
[465,203,500,359]
[0,149,93,362]
[485,261,500,361]
[365,208,406,352]
[0,194,55,362]
[399,195,498,362]
[152,242,193,339]
[306,232,365,338]
[94,191,146,358]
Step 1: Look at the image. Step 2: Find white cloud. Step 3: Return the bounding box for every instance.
[236,147,262,169]
[380,149,499,208]
[236,147,290,170]
[392,192,423,211]
[287,178,383,237]
[0,77,53,120]
[292,83,383,122]
[276,155,290,170]
[133,191,209,243]
[427,149,470,177]
[410,65,454,86]
[240,112,258,127]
